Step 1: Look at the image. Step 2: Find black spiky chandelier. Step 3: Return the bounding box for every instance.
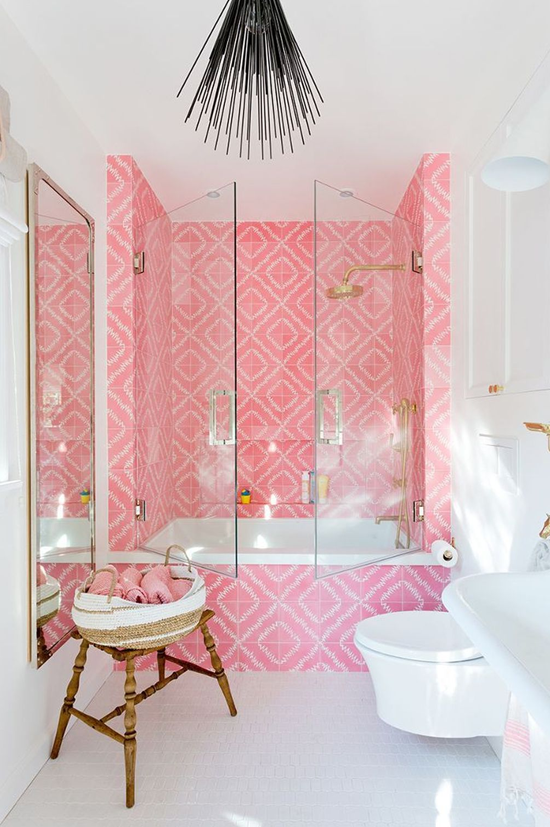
[177,0,323,159]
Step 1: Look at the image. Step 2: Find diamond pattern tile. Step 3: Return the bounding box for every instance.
[104,155,452,672]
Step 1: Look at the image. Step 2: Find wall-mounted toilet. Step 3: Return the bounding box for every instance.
[354,611,510,738]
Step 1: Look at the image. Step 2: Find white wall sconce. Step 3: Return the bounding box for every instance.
[481,87,550,192]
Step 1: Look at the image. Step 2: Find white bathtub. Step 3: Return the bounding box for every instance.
[39,517,92,561]
[137,517,428,566]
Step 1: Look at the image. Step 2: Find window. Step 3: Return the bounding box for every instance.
[0,176,27,483]
[0,241,9,482]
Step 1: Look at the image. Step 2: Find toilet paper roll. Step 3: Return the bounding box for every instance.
[431,540,458,568]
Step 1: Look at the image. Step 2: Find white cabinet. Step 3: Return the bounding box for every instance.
[467,166,550,397]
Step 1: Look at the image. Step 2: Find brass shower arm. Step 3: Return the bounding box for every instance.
[342,263,406,286]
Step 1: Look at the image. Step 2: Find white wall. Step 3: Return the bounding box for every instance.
[0,8,110,821]
[451,13,550,577]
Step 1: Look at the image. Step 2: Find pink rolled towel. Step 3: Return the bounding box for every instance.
[37,564,47,586]
[169,578,193,601]
[87,565,124,598]
[141,566,173,605]
[119,567,148,604]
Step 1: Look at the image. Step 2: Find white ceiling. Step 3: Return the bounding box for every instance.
[2,0,550,219]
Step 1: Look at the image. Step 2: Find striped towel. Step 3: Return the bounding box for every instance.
[500,694,550,824]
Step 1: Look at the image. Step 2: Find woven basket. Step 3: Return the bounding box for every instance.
[72,545,206,649]
[37,573,61,628]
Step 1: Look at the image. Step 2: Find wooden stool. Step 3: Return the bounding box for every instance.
[50,608,237,808]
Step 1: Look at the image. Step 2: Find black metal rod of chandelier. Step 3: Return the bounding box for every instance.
[177,0,323,160]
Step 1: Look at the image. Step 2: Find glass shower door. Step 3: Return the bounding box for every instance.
[135,182,237,577]
[314,180,424,577]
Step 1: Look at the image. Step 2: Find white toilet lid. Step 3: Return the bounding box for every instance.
[355,611,481,663]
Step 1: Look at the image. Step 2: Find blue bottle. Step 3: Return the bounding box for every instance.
[308,470,315,503]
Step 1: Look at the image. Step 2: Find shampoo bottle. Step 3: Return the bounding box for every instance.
[301,471,310,504]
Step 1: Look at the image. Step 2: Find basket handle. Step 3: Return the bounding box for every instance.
[164,544,192,571]
[79,567,119,603]
[77,570,96,596]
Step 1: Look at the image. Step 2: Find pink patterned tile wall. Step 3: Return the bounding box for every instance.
[392,169,425,548]
[35,224,92,519]
[111,563,450,671]
[315,220,396,520]
[133,163,174,544]
[171,218,400,519]
[394,153,452,549]
[107,155,136,551]
[236,221,314,514]
[108,182,446,535]
[170,219,315,520]
[105,154,452,672]
[171,220,236,519]
[107,155,172,550]
[422,154,451,547]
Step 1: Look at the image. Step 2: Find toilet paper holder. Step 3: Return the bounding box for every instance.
[431,539,459,568]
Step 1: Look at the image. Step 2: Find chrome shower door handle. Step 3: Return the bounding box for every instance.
[209,389,236,446]
[228,389,236,445]
[316,389,343,445]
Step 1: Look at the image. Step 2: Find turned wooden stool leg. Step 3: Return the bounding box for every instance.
[37,627,51,667]
[157,647,166,682]
[123,656,138,808]
[200,619,237,717]
[51,637,90,759]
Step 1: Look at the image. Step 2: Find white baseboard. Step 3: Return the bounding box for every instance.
[0,658,112,824]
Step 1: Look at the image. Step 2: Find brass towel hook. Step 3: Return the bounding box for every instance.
[524,422,550,451]
[539,514,550,539]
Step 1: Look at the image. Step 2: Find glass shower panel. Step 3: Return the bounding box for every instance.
[314,181,424,577]
[135,183,237,577]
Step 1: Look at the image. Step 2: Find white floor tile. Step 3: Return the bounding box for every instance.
[3,672,534,826]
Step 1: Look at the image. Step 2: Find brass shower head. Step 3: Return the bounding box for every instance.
[326,283,364,300]
[326,263,406,300]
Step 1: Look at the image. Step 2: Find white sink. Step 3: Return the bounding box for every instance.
[443,570,550,736]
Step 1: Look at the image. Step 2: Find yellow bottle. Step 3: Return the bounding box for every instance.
[317,474,329,504]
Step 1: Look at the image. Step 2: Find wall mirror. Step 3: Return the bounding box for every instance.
[28,164,95,667]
